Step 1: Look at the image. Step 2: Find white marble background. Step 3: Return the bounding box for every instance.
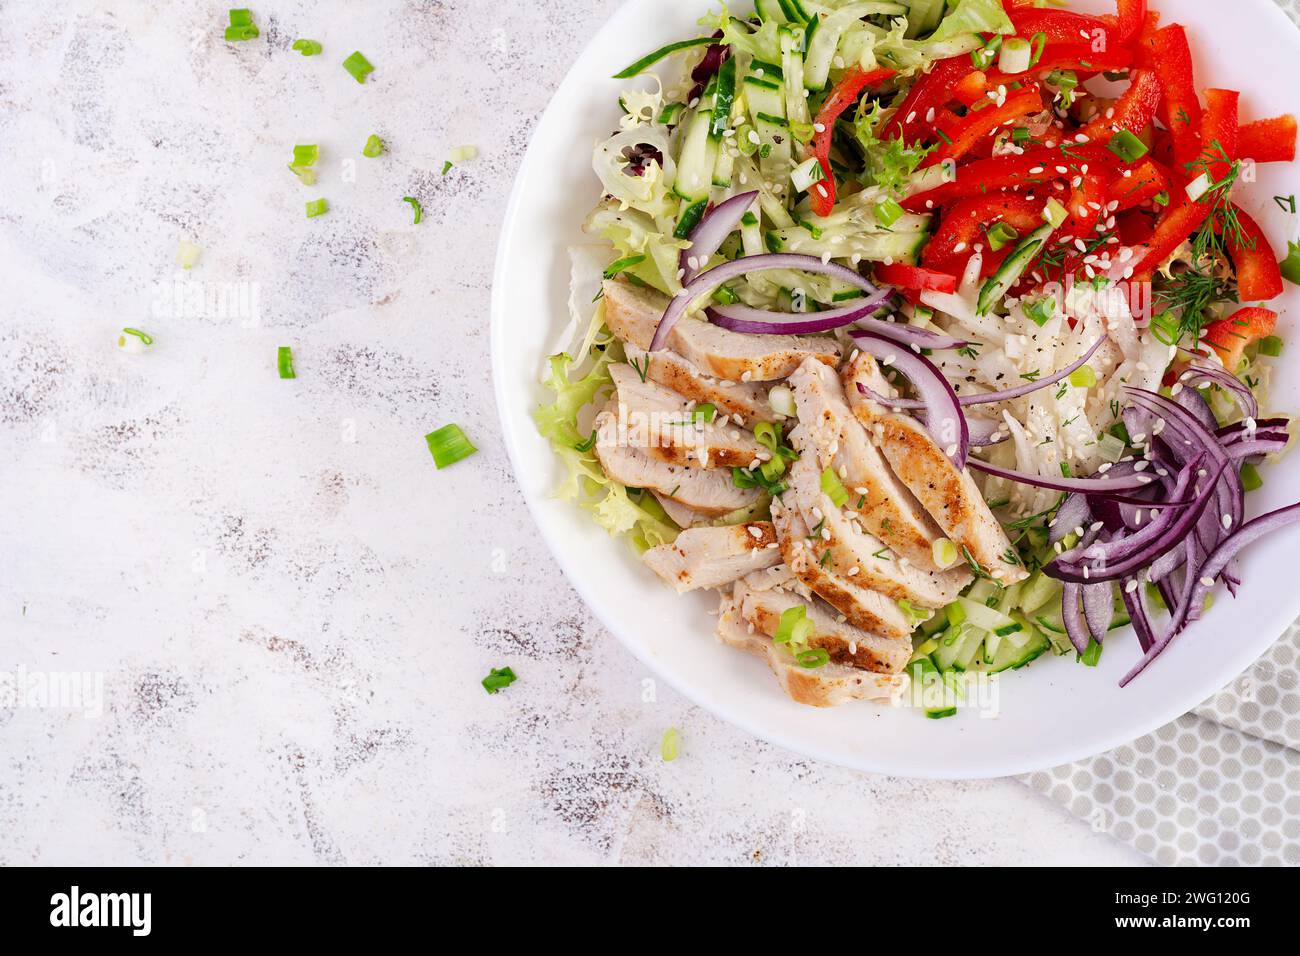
[0,0,1145,865]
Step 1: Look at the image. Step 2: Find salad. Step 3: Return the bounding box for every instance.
[535,0,1300,711]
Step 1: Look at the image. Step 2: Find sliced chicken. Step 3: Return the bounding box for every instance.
[735,580,912,675]
[594,403,760,516]
[772,500,914,640]
[741,563,804,594]
[653,492,711,529]
[783,452,971,607]
[842,353,1028,584]
[716,593,907,707]
[642,523,781,593]
[603,279,842,382]
[608,364,768,470]
[788,357,943,571]
[624,343,777,429]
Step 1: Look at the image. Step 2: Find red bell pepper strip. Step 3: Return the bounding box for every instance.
[904,144,1113,212]
[922,194,1047,276]
[1128,89,1238,278]
[1144,25,1202,168]
[881,55,973,145]
[1115,0,1148,45]
[952,70,989,108]
[873,262,958,295]
[1223,205,1283,302]
[988,43,1134,86]
[1199,88,1240,180]
[925,84,1045,167]
[1202,307,1277,371]
[1108,157,1169,211]
[807,66,896,217]
[1239,114,1298,163]
[1008,8,1117,46]
[1078,68,1161,146]
[1060,159,1119,241]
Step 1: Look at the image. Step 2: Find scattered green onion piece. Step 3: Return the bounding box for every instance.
[945,601,966,629]
[225,10,258,41]
[1079,639,1103,667]
[362,134,384,157]
[998,36,1031,75]
[1280,241,1300,286]
[449,144,478,163]
[1024,297,1055,327]
[897,599,933,628]
[1043,197,1069,228]
[305,198,328,218]
[1106,129,1149,163]
[292,144,319,167]
[612,36,716,79]
[118,327,154,349]
[603,254,646,279]
[820,467,849,508]
[426,423,477,469]
[342,50,374,84]
[926,706,958,720]
[1028,32,1047,67]
[1259,335,1284,357]
[1152,190,1170,207]
[754,421,780,452]
[176,240,201,269]
[277,346,295,379]
[1240,462,1263,492]
[1068,364,1097,388]
[986,221,1019,251]
[1184,172,1211,202]
[481,666,517,694]
[291,38,322,56]
[288,164,317,185]
[1150,310,1181,346]
[759,456,786,483]
[774,605,807,645]
[441,160,454,175]
[1012,127,1030,143]
[402,196,422,224]
[692,403,717,424]
[795,647,830,669]
[660,727,680,761]
[712,285,741,305]
[932,538,959,570]
[875,197,904,227]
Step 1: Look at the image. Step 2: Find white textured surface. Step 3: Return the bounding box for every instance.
[0,0,1144,865]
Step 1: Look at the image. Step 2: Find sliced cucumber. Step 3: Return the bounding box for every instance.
[710,57,737,139]
[933,625,983,672]
[979,621,1050,673]
[676,106,719,202]
[744,70,792,181]
[966,578,1000,606]
[779,26,812,128]
[756,0,789,23]
[977,223,1052,315]
[957,596,1016,633]
[1019,570,1062,615]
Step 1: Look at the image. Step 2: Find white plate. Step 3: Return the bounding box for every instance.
[491,0,1300,778]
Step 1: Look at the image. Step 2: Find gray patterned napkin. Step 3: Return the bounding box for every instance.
[1019,625,1300,865]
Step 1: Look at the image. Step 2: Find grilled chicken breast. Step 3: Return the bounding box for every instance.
[608,364,768,470]
[716,593,908,707]
[772,499,914,640]
[624,343,778,429]
[735,580,912,675]
[642,523,781,593]
[842,353,1028,584]
[788,357,943,571]
[594,403,760,516]
[602,279,842,382]
[784,453,971,607]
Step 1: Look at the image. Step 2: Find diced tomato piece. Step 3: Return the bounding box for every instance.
[1202,307,1278,372]
[1078,69,1161,146]
[873,262,958,294]
[1224,205,1284,302]
[1239,114,1298,163]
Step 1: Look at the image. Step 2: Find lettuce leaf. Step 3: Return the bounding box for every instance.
[929,0,1015,42]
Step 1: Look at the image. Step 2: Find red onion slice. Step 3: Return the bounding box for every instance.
[864,338,1106,409]
[851,332,970,468]
[966,458,1154,496]
[1082,581,1114,641]
[679,190,759,283]
[1049,494,1093,544]
[848,323,969,352]
[1188,501,1300,613]
[1180,364,1258,420]
[1062,582,1089,654]
[650,253,878,351]
[706,287,893,335]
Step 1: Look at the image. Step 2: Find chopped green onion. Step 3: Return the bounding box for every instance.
[660,727,680,761]
[1079,639,1103,667]
[117,327,154,350]
[612,37,717,79]
[658,102,686,125]
[288,164,317,185]
[897,599,933,627]
[1068,364,1097,389]
[740,211,759,228]
[440,160,454,175]
[1028,32,1047,68]
[692,403,717,423]
[305,198,328,218]
[1150,310,1181,346]
[1259,334,1284,357]
[932,538,959,569]
[1240,462,1263,492]
[1107,129,1149,163]
[986,221,1020,251]
[425,423,477,469]
[926,706,958,720]
[342,51,374,84]
[291,38,322,56]
[754,421,781,452]
[773,604,807,645]
[712,285,741,305]
[1152,190,1170,207]
[225,9,259,41]
[790,157,825,194]
[1043,198,1069,228]
[1184,172,1211,202]
[277,346,295,379]
[971,35,1002,70]
[875,197,904,227]
[1280,240,1300,285]
[795,648,830,669]
[402,196,422,224]
[759,456,785,483]
[1012,127,1031,143]
[292,144,319,167]
[1024,297,1055,327]
[998,36,1031,75]
[768,385,796,419]
[481,666,517,694]
[945,601,966,629]
[362,134,384,158]
[176,240,201,269]
[603,254,646,279]
[449,144,479,163]
[820,467,849,507]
